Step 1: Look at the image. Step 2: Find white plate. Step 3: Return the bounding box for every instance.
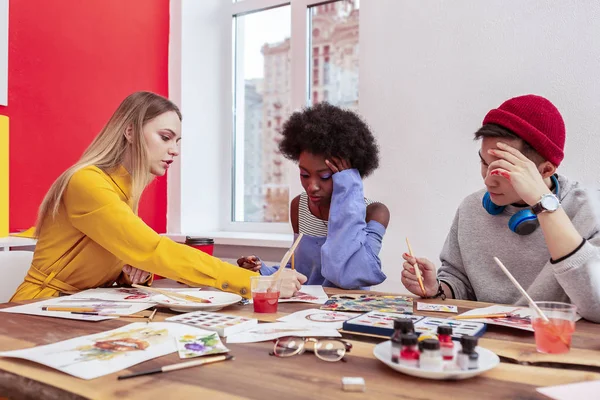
[373,340,500,380]
[152,291,242,312]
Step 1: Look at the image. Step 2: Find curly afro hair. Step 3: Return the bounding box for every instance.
[278,102,380,177]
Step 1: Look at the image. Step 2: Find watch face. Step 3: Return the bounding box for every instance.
[541,194,560,211]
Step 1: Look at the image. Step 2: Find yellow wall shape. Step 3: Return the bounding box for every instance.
[0,115,8,237]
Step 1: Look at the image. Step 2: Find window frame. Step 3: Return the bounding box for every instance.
[220,0,357,234]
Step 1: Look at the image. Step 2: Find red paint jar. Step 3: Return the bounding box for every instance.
[184,236,215,255]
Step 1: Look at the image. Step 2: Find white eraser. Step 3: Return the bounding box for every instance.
[342,377,366,392]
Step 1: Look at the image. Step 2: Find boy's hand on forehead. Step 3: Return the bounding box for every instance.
[486,142,552,206]
[325,157,351,173]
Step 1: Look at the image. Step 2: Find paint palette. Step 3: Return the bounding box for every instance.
[152,291,242,312]
[321,295,414,314]
[166,311,258,337]
[342,312,486,339]
[373,340,500,380]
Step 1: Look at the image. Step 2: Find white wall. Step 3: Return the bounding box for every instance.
[171,0,600,293]
[169,0,231,234]
[360,0,600,292]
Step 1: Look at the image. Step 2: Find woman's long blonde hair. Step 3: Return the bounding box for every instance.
[35,91,181,236]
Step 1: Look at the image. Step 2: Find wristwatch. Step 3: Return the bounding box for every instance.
[531,193,560,215]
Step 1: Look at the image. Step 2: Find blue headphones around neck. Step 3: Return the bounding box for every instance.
[482,175,560,235]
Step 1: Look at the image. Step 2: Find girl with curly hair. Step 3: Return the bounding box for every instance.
[238,103,390,289]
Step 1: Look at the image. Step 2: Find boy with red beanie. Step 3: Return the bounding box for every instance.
[401,94,600,322]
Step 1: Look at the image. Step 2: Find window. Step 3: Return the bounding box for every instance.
[229,0,360,230]
[232,5,291,223]
[309,0,360,110]
[324,56,330,85]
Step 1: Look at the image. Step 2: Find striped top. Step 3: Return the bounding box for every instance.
[298,192,376,237]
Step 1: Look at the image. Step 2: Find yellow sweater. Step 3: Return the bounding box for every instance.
[11,165,257,301]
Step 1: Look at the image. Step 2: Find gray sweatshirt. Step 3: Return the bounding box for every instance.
[438,174,600,323]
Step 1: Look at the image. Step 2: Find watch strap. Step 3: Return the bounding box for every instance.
[531,201,544,215]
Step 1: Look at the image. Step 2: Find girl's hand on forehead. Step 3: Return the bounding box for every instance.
[325,157,351,174]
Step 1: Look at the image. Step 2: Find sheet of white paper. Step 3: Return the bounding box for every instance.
[226,322,341,344]
[416,302,458,313]
[279,285,328,304]
[277,309,357,330]
[456,305,581,332]
[537,380,600,400]
[456,305,536,331]
[0,322,211,380]
[0,296,154,321]
[249,285,329,305]
[67,287,171,303]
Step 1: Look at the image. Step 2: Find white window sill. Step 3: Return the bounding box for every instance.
[162,231,294,248]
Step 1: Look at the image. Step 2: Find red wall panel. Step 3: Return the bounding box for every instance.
[2,0,170,233]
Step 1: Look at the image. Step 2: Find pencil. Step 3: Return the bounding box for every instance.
[291,253,295,271]
[453,313,509,320]
[405,238,427,297]
[42,307,97,313]
[117,354,234,380]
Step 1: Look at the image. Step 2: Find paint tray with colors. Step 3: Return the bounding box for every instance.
[166,311,258,337]
[321,295,414,314]
[342,312,486,339]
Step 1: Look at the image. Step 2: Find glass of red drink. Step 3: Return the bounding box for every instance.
[532,301,577,354]
[251,276,282,313]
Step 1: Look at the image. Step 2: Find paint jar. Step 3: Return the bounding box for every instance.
[391,319,412,363]
[395,318,415,334]
[437,325,455,360]
[184,236,215,255]
[399,333,419,367]
[457,335,479,370]
[532,301,576,354]
[419,339,443,371]
[250,276,281,313]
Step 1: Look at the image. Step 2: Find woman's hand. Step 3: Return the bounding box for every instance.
[279,269,308,298]
[122,265,151,284]
[237,255,262,272]
[325,157,352,174]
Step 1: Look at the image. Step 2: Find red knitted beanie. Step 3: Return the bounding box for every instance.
[482,94,565,166]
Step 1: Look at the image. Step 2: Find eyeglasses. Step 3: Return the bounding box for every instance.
[270,337,352,362]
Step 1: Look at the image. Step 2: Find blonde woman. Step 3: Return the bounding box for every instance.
[11,92,306,301]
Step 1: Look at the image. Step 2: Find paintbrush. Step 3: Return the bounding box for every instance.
[131,284,211,304]
[117,354,234,380]
[493,257,569,346]
[147,309,157,323]
[493,257,548,321]
[454,313,510,320]
[271,233,304,283]
[406,237,427,297]
[71,312,149,319]
[41,306,97,313]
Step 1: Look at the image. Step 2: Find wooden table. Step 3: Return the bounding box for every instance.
[0,287,599,400]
